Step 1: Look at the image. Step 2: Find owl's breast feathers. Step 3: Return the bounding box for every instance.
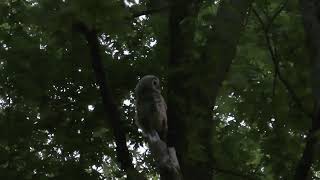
[136,93,158,118]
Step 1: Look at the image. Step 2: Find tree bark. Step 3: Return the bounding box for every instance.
[73,22,146,180]
[294,1,320,180]
[167,0,252,179]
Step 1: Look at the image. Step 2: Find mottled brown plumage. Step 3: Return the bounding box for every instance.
[135,75,168,140]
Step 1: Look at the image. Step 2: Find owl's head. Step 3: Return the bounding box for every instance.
[135,75,161,94]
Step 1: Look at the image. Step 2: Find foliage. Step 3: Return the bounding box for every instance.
[0,0,319,179]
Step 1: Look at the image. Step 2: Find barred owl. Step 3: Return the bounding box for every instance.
[135,75,168,140]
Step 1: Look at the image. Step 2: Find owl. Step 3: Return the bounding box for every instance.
[135,75,168,140]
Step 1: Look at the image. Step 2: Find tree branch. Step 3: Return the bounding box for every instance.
[266,0,289,29]
[252,6,313,119]
[73,22,146,180]
[145,131,182,180]
[261,0,289,96]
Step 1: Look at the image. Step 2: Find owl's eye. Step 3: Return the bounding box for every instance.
[152,79,159,89]
[152,80,158,86]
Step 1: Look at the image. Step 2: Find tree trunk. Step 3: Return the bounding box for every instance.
[167,0,252,179]
[294,1,320,179]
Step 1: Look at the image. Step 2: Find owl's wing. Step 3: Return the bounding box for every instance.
[161,95,167,111]
[136,100,158,132]
[158,95,168,140]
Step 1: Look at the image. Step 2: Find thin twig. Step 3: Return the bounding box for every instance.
[252,6,313,118]
[266,0,289,29]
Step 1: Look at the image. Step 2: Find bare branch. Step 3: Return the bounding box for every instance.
[145,131,182,180]
[73,22,146,180]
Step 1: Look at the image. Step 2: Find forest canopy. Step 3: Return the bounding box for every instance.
[0,0,319,180]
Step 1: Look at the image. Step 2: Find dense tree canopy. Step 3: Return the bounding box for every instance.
[0,0,319,179]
